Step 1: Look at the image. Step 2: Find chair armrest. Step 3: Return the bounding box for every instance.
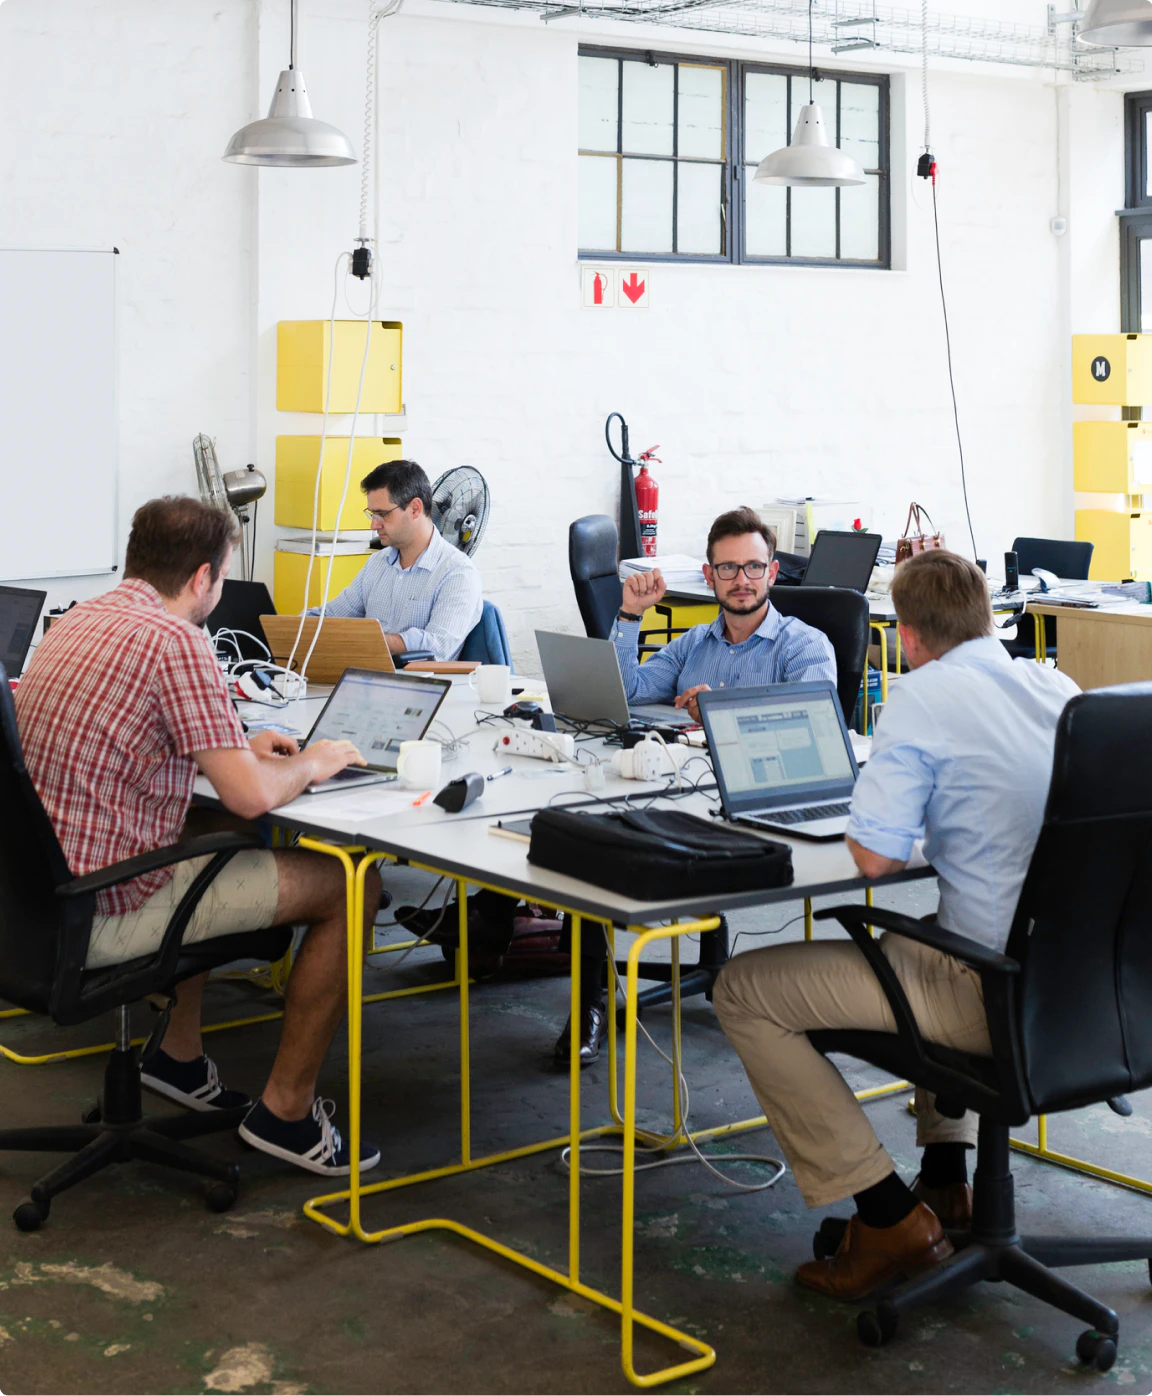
[394,650,435,668]
[813,905,1020,977]
[57,832,267,899]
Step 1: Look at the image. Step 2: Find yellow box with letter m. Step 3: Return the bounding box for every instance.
[1073,335,1152,407]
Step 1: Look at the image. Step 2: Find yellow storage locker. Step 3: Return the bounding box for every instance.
[1073,421,1152,494]
[1075,510,1152,580]
[1072,334,1152,406]
[273,548,375,613]
[275,437,404,531]
[277,320,403,413]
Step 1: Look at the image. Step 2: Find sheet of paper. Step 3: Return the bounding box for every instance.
[277,788,419,823]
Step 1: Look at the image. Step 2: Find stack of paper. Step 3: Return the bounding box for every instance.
[619,554,706,588]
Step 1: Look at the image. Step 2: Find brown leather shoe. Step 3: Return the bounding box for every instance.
[796,1202,953,1302]
[913,1180,973,1230]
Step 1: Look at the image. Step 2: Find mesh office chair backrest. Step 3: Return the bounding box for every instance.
[1006,685,1152,1115]
[766,587,870,724]
[569,515,624,642]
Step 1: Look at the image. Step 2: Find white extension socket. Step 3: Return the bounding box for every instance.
[612,734,690,781]
[493,730,576,763]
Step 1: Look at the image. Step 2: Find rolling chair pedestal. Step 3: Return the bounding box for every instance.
[0,1005,243,1232]
[616,915,729,1017]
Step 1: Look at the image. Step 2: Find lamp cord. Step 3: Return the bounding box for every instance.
[921,0,930,150]
[289,0,297,70]
[808,0,814,103]
[932,177,978,561]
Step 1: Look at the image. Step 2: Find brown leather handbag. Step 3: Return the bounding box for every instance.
[895,503,945,565]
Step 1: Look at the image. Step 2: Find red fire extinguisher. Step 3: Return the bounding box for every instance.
[635,447,660,558]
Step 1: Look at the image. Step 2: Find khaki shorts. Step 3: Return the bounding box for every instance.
[86,850,281,970]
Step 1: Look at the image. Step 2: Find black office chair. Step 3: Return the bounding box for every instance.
[570,515,623,641]
[0,666,291,1230]
[806,685,1152,1371]
[1002,537,1095,661]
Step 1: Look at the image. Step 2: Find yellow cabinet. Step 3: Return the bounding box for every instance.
[275,436,403,531]
[273,548,375,613]
[1072,334,1152,406]
[1073,421,1152,494]
[1075,510,1152,580]
[277,320,403,414]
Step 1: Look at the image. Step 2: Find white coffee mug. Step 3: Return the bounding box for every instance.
[395,739,442,791]
[469,664,511,705]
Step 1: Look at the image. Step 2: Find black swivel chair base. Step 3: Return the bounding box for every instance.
[813,1122,1152,1372]
[616,915,729,1018]
[0,1006,243,1231]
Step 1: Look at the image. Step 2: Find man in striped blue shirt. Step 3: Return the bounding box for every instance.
[612,506,836,720]
[306,460,482,661]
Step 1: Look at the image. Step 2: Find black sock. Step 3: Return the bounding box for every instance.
[854,1171,918,1229]
[920,1142,969,1189]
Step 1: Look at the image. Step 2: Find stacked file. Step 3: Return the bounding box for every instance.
[619,555,706,588]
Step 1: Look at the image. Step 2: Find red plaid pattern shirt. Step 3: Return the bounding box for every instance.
[15,579,247,914]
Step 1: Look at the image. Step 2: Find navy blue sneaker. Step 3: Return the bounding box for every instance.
[141,1049,251,1112]
[238,1098,381,1177]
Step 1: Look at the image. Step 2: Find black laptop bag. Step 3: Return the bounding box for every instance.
[528,808,793,901]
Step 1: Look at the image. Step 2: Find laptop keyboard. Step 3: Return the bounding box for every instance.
[749,802,851,825]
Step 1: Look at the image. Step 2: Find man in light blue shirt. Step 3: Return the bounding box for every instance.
[307,460,482,661]
[612,507,835,721]
[714,550,1078,1304]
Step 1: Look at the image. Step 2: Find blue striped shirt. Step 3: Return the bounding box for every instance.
[612,603,837,704]
[307,527,482,660]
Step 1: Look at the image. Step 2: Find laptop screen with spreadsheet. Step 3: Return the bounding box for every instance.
[305,668,450,772]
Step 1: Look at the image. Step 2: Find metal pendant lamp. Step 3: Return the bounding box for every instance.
[1079,0,1152,45]
[223,0,356,168]
[754,1,865,188]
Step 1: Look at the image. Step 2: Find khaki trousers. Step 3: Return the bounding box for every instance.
[712,934,991,1208]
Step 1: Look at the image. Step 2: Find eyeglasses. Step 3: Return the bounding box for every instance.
[363,504,402,523]
[712,561,770,580]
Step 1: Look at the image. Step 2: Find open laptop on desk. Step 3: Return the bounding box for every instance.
[698,681,859,841]
[534,630,694,730]
[0,586,46,678]
[301,667,450,793]
[261,616,397,685]
[801,531,883,592]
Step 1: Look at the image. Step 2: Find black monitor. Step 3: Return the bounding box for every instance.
[206,580,276,663]
[0,586,47,678]
[801,531,882,592]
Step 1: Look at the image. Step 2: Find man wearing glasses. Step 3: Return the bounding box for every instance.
[306,460,482,661]
[613,505,836,721]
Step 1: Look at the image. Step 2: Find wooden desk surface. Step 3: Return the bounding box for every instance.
[1025,600,1152,689]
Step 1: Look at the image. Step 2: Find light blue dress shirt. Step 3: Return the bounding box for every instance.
[611,603,837,705]
[847,636,1080,953]
[307,527,483,660]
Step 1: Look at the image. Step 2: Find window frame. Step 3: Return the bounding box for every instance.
[577,45,891,270]
[1124,90,1152,212]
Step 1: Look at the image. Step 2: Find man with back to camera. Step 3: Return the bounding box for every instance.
[713,549,1080,1299]
[16,496,386,1177]
[612,506,837,722]
[307,459,482,661]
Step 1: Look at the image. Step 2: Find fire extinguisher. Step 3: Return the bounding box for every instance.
[635,447,661,558]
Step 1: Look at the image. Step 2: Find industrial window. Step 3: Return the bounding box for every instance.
[578,47,889,269]
[1121,91,1152,330]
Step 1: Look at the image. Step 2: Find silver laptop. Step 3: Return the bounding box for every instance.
[697,682,859,841]
[534,630,693,729]
[302,667,451,794]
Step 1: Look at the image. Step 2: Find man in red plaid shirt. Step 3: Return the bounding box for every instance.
[16,497,383,1178]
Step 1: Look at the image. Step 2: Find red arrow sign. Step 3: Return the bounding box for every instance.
[621,273,646,304]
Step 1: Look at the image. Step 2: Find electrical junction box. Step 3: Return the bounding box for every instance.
[1072,335,1152,406]
[275,436,403,531]
[1075,510,1152,580]
[1074,421,1152,494]
[277,320,403,414]
[273,546,374,613]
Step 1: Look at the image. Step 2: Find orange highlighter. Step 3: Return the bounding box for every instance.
[411,790,432,807]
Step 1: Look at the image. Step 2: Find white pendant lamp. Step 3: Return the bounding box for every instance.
[754,1,865,189]
[1079,0,1152,46]
[223,0,356,168]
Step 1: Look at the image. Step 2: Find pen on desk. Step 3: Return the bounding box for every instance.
[411,790,432,806]
[487,767,513,782]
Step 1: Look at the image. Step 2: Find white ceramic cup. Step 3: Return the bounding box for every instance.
[470,663,511,705]
[395,739,442,791]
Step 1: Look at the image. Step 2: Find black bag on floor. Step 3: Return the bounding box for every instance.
[528,808,793,901]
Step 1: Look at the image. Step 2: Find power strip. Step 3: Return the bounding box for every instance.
[494,730,576,763]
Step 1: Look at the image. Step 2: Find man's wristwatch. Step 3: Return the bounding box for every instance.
[616,610,641,623]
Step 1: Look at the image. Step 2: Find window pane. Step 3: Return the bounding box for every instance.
[621,158,673,252]
[745,177,786,257]
[677,162,722,254]
[840,82,880,171]
[678,64,724,160]
[791,185,836,258]
[621,61,674,156]
[745,72,788,166]
[840,174,879,260]
[1147,112,1152,199]
[579,56,619,153]
[579,155,618,251]
[1141,238,1152,331]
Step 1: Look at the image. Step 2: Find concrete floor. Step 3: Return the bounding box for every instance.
[1,869,1151,1395]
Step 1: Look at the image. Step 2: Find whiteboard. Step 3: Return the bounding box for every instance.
[0,249,118,581]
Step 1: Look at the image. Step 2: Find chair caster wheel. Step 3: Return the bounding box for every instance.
[206,1183,237,1214]
[858,1306,898,1348]
[813,1217,849,1260]
[81,1105,101,1124]
[1076,1330,1117,1373]
[13,1198,48,1232]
